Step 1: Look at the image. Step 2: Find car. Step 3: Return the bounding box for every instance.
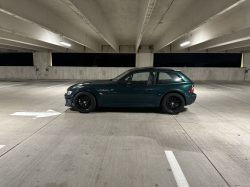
[65,67,196,114]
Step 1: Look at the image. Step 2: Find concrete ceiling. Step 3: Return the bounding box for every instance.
[36,0,104,45]
[141,0,197,45]
[95,0,141,45]
[0,0,249,53]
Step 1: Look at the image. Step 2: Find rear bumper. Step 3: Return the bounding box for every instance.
[185,93,196,105]
[65,93,73,107]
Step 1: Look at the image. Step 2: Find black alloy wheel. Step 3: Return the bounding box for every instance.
[166,96,181,112]
[161,93,185,114]
[78,95,91,110]
[73,91,96,113]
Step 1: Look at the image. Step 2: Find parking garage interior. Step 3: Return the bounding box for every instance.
[1,0,250,187]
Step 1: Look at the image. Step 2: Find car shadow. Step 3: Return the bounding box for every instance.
[67,107,188,114]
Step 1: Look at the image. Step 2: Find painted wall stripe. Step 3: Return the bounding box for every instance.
[0,145,5,149]
[165,150,190,187]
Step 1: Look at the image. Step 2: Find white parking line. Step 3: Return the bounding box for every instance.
[165,151,190,187]
[0,145,5,149]
[202,81,242,91]
[46,81,76,88]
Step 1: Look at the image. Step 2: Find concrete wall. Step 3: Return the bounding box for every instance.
[243,53,250,81]
[48,67,132,79]
[172,67,245,81]
[0,66,245,81]
[47,67,245,81]
[0,66,37,79]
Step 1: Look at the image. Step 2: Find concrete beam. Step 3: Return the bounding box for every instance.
[153,0,245,52]
[0,38,48,52]
[135,0,156,52]
[219,46,250,53]
[208,39,250,53]
[0,0,102,52]
[0,11,86,53]
[0,30,74,52]
[0,43,34,52]
[191,27,250,52]
[172,1,250,52]
[100,45,136,53]
[63,0,119,52]
[0,48,15,52]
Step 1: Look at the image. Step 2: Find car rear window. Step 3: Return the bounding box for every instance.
[157,72,183,84]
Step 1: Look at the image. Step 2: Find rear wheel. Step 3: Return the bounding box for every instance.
[161,93,185,114]
[73,92,96,113]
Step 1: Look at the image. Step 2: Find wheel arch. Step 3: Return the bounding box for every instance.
[73,90,99,107]
[160,91,187,106]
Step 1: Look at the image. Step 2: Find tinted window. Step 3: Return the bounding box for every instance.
[157,72,182,84]
[127,72,156,85]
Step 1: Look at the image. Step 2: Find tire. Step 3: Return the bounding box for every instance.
[161,93,185,114]
[73,91,96,113]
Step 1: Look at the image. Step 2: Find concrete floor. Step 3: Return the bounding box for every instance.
[0,79,250,187]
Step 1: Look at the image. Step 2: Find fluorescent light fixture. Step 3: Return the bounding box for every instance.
[180,41,190,47]
[60,41,71,47]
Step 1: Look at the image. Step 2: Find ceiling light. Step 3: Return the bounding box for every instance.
[180,41,190,47]
[60,41,71,47]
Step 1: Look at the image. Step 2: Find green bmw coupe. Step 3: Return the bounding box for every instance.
[65,67,196,114]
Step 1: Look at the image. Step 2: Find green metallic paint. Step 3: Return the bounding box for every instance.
[65,67,196,108]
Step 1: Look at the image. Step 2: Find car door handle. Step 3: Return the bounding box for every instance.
[145,88,153,91]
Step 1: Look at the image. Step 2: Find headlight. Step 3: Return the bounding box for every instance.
[67,90,72,95]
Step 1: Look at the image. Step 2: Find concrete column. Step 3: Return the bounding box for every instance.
[136,46,154,67]
[243,52,250,81]
[33,52,52,79]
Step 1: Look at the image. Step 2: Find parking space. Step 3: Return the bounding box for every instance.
[0,80,250,187]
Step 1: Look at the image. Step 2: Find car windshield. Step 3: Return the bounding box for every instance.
[111,70,131,83]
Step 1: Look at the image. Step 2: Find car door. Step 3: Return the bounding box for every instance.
[113,71,156,103]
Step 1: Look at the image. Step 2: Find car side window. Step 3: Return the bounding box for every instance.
[130,72,155,85]
[123,75,132,84]
[157,72,182,84]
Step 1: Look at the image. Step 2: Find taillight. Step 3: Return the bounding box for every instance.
[190,86,194,93]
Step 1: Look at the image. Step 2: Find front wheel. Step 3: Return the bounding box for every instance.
[161,93,185,114]
[73,91,96,113]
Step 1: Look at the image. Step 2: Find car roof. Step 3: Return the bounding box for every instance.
[129,67,181,72]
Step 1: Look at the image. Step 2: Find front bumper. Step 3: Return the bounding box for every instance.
[65,93,73,107]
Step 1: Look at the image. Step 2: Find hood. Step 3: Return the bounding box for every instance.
[68,79,111,90]
[80,79,111,85]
